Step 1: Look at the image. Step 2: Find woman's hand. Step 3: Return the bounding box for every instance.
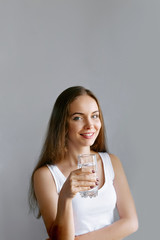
[60,168,98,199]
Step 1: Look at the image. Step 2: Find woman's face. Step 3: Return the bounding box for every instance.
[67,95,101,150]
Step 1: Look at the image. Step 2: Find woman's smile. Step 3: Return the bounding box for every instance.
[67,95,101,150]
[80,132,95,139]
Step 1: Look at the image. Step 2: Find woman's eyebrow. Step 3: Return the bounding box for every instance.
[70,110,99,117]
[70,112,84,116]
[92,110,99,114]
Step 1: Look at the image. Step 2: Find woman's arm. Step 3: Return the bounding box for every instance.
[34,166,97,240]
[75,154,138,240]
[34,166,75,240]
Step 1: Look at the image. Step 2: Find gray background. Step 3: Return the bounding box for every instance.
[0,0,159,239]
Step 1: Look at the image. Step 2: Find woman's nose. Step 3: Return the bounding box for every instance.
[84,118,93,129]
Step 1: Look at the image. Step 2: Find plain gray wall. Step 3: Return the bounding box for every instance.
[0,1,159,239]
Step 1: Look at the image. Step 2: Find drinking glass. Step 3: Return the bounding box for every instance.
[78,153,98,198]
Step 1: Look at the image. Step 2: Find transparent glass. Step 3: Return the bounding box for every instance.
[78,154,98,198]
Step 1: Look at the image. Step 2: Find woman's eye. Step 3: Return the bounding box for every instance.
[73,116,81,121]
[92,114,99,119]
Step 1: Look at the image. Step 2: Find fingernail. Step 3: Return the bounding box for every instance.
[90,186,94,189]
[92,170,95,173]
[95,182,99,185]
[96,178,99,181]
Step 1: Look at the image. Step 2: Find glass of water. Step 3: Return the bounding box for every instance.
[78,153,98,198]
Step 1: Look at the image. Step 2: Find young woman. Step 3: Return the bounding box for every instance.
[29,86,138,240]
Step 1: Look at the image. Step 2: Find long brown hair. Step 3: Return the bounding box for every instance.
[29,86,109,217]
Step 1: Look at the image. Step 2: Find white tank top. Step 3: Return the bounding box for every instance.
[47,152,117,236]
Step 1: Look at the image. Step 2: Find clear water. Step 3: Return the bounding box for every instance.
[79,185,98,198]
[78,162,98,198]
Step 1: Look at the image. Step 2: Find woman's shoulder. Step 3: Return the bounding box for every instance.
[98,152,121,164]
[98,152,122,176]
[33,166,57,196]
[109,153,125,179]
[34,166,52,183]
[109,153,121,165]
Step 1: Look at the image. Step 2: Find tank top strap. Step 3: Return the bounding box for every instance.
[47,164,66,194]
[98,152,115,182]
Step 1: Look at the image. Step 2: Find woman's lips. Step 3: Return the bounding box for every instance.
[80,133,95,139]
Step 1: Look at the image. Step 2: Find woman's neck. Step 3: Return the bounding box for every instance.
[64,146,91,166]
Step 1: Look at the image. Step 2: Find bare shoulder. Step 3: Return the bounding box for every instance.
[109,153,125,179]
[109,153,122,168]
[33,166,57,196]
[109,154,138,232]
[33,166,58,233]
[34,166,52,185]
[34,165,51,180]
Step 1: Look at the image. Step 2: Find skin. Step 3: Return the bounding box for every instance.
[34,95,138,240]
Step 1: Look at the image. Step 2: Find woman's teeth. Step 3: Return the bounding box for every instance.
[81,133,93,136]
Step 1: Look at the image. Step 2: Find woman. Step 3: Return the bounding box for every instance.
[29,86,138,240]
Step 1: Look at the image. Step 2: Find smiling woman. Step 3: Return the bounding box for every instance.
[28,86,138,240]
[67,95,102,150]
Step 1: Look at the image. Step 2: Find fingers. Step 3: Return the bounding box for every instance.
[74,180,97,187]
[70,168,98,187]
[74,168,95,174]
[74,186,92,193]
[71,177,99,195]
[71,168,96,180]
[65,169,99,198]
[71,179,99,195]
[72,173,97,182]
